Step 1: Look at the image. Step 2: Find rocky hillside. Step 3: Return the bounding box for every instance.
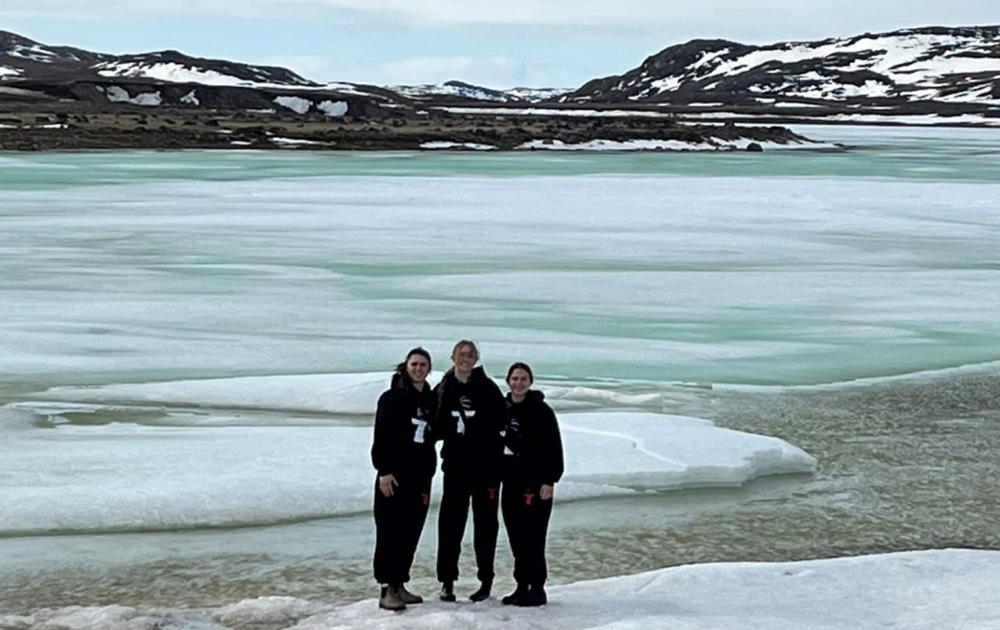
[0,30,315,86]
[0,29,811,151]
[0,30,411,118]
[563,26,1000,111]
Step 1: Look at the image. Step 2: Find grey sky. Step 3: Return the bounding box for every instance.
[2,1,997,87]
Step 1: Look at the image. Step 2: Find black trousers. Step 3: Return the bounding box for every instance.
[436,472,499,583]
[501,482,554,587]
[373,476,431,585]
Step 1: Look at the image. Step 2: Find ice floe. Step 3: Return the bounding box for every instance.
[2,377,815,534]
[1,550,995,629]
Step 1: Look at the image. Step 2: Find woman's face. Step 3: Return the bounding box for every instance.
[507,368,532,397]
[452,344,478,373]
[406,355,430,385]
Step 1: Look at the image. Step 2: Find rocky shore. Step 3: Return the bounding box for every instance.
[0,99,810,152]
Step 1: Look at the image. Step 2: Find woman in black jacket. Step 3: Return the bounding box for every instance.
[434,339,506,603]
[371,347,437,611]
[500,362,564,607]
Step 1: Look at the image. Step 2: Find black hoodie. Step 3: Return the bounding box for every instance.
[502,390,564,487]
[433,365,505,483]
[371,372,438,481]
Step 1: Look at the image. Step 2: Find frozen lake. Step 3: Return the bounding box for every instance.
[2,125,999,622]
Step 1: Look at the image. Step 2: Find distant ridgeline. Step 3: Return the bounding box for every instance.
[1,26,998,151]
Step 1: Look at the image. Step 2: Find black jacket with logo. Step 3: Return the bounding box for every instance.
[501,390,564,487]
[371,373,438,481]
[433,366,505,483]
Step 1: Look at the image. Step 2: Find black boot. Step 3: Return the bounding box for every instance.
[517,584,547,607]
[469,580,492,602]
[439,581,456,602]
[502,583,529,605]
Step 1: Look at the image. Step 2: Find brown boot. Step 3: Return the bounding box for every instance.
[397,584,424,604]
[378,585,406,611]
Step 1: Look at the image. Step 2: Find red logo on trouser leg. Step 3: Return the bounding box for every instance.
[421,492,430,506]
[523,492,536,506]
[486,488,498,501]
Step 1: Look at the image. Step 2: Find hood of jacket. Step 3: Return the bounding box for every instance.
[442,365,491,385]
[506,389,545,404]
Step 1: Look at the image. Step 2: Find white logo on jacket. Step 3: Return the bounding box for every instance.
[412,407,428,443]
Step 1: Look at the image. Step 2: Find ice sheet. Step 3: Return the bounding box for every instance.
[1,550,995,630]
[1,404,815,534]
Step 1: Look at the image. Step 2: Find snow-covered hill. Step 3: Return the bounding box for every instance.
[564,26,1000,108]
[93,51,317,88]
[0,31,317,89]
[388,80,568,103]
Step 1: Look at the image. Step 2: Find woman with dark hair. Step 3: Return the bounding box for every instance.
[371,347,437,611]
[500,362,564,607]
[434,339,506,602]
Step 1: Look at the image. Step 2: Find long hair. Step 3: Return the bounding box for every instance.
[393,347,432,389]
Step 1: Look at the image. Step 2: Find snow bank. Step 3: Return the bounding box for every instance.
[271,137,323,146]
[316,100,348,117]
[295,550,1000,630]
[515,138,832,152]
[2,550,996,629]
[2,385,815,533]
[274,96,312,114]
[437,106,675,118]
[99,85,162,106]
[421,141,498,150]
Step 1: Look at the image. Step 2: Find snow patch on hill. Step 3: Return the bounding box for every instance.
[97,85,162,106]
[274,95,312,114]
[5,43,59,63]
[317,100,348,117]
[389,81,568,103]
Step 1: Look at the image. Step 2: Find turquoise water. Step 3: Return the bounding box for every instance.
[2,126,1000,191]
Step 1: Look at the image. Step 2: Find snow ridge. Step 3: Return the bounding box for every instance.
[566,26,1000,107]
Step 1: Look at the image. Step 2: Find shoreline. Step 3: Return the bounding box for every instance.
[1,549,996,628]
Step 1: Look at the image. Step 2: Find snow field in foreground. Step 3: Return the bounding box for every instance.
[1,550,996,630]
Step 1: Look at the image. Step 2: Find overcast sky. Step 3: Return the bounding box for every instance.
[3,1,998,87]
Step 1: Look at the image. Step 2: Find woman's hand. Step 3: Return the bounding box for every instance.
[379,474,399,497]
[540,484,554,501]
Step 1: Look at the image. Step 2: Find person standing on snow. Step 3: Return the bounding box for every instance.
[371,347,437,611]
[434,339,506,602]
[499,362,564,607]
